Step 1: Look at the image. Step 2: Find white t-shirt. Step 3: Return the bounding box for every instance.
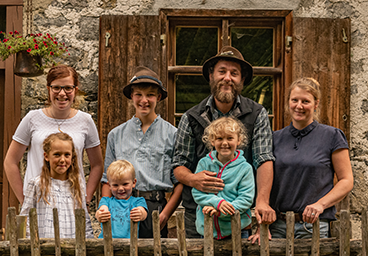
[13,109,100,194]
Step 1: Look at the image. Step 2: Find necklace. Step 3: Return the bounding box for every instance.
[47,108,72,132]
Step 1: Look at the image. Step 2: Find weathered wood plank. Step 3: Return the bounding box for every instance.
[204,214,214,256]
[152,210,162,256]
[53,208,61,256]
[160,9,291,18]
[176,211,187,256]
[2,4,23,230]
[102,220,113,256]
[16,215,26,239]
[8,207,18,256]
[75,209,86,256]
[340,210,350,256]
[286,211,295,256]
[0,238,363,255]
[231,210,241,256]
[29,208,40,256]
[260,224,269,256]
[311,218,320,256]
[130,220,138,256]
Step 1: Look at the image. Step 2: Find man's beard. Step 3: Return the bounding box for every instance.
[210,79,243,103]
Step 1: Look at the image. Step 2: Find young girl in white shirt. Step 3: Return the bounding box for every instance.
[20,133,93,238]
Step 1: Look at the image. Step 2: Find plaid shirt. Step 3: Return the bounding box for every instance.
[172,95,275,172]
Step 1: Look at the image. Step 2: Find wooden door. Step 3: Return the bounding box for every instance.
[98,15,165,158]
[0,1,23,238]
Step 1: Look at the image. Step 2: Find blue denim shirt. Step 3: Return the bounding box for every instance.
[102,115,178,191]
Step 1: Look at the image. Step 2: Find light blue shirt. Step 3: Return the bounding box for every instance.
[98,196,148,238]
[102,115,178,191]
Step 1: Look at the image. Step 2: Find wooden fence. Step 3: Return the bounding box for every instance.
[0,207,366,255]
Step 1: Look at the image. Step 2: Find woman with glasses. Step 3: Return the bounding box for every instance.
[4,65,103,209]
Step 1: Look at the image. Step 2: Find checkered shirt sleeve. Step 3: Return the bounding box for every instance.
[172,113,196,171]
[252,107,275,169]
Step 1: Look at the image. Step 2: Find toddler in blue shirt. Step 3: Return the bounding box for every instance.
[96,160,148,238]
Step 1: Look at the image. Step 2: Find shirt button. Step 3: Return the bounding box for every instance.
[139,138,141,141]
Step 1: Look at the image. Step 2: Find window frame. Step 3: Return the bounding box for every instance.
[160,9,293,130]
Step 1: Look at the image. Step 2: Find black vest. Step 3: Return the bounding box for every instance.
[182,95,264,209]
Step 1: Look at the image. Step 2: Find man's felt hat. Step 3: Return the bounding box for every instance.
[123,66,167,100]
[202,46,253,86]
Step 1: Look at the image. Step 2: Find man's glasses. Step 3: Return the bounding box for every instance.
[49,85,76,94]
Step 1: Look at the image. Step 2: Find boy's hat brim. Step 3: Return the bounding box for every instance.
[123,66,167,100]
[202,46,253,86]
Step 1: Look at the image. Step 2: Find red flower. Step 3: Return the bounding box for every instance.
[27,48,31,52]
[3,39,8,42]
[59,47,63,50]
[54,41,58,44]
[14,30,19,34]
[23,42,26,45]
[30,33,34,36]
[65,49,68,52]
[39,33,42,36]
[34,44,39,49]
[50,51,54,55]
[62,43,65,46]
[9,31,13,35]
[7,46,11,49]
[68,53,70,55]
[33,39,37,43]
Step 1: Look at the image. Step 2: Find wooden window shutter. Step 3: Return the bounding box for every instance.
[292,17,351,142]
[98,15,164,157]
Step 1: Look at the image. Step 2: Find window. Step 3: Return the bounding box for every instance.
[162,10,292,130]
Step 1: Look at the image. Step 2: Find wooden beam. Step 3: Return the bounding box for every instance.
[0,0,23,6]
[160,9,292,18]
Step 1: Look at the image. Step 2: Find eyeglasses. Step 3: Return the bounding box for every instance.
[49,85,76,94]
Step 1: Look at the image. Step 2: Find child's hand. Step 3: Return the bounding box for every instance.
[219,200,235,215]
[202,206,219,216]
[95,205,111,223]
[130,206,147,222]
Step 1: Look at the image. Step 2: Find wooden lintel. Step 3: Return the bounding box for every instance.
[160,9,292,18]
[168,66,282,75]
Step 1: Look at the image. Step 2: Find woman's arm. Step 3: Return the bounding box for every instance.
[303,148,354,223]
[4,140,28,204]
[85,145,104,204]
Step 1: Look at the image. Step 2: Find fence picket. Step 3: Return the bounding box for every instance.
[102,220,113,256]
[260,223,269,256]
[340,209,350,256]
[29,208,40,256]
[52,208,61,256]
[204,213,214,256]
[176,211,188,256]
[8,207,18,256]
[362,207,368,256]
[231,210,241,256]
[130,219,138,256]
[311,218,320,256]
[286,211,295,256]
[152,210,162,256]
[75,209,86,256]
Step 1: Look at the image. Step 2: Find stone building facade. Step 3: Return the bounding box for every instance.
[17,0,368,238]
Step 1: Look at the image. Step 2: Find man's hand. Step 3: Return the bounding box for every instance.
[219,201,235,216]
[255,202,276,224]
[130,207,147,222]
[191,170,224,193]
[202,206,219,216]
[95,205,111,223]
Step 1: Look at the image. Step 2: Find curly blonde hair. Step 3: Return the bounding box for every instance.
[106,160,136,182]
[202,117,248,150]
[40,133,83,208]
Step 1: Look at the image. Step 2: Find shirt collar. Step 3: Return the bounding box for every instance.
[205,95,241,117]
[289,120,318,138]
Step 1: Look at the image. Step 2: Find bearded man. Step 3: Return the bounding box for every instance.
[172,46,276,238]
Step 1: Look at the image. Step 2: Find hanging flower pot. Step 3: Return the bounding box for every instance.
[14,50,44,77]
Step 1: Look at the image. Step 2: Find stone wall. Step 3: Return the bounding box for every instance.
[20,0,368,238]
